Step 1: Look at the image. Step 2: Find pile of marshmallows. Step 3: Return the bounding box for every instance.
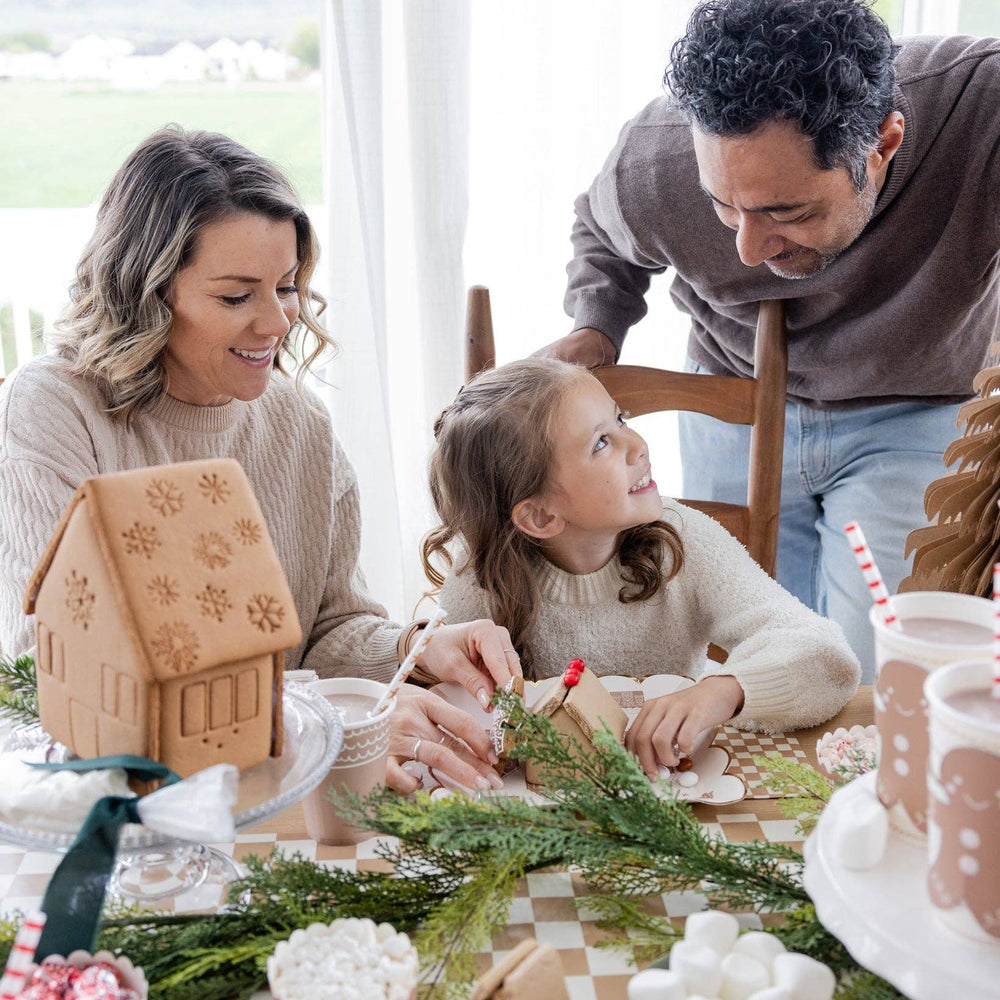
[628,910,835,1000]
[266,919,418,1000]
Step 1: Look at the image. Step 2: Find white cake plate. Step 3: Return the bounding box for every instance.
[0,682,343,906]
[803,770,1000,1000]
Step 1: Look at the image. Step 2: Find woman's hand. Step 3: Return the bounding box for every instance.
[386,684,505,794]
[625,675,745,777]
[416,620,522,711]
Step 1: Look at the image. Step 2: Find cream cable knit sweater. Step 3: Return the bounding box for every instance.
[0,356,402,680]
[438,501,861,732]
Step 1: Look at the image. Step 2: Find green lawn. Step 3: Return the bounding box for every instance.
[0,81,323,207]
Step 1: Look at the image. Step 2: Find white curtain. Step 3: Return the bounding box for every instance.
[319,0,697,621]
[318,0,470,621]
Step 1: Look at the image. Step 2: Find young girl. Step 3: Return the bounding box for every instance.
[423,358,861,776]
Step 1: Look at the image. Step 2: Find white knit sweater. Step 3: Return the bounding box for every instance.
[438,500,861,732]
[0,356,402,679]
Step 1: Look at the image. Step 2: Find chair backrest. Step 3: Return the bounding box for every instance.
[463,285,787,576]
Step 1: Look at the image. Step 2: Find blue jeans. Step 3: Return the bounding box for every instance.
[678,359,963,683]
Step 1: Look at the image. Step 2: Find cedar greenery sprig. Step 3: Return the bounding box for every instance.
[752,754,836,836]
[0,653,38,725]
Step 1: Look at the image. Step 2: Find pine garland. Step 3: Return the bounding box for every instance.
[0,653,38,725]
[0,690,905,999]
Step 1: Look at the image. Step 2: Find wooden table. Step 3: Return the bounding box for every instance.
[0,688,874,1000]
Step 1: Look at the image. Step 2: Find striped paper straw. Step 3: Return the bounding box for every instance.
[0,911,46,1000]
[993,564,1000,700]
[845,521,902,631]
[368,605,449,717]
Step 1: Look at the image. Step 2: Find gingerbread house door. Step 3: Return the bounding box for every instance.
[159,656,272,776]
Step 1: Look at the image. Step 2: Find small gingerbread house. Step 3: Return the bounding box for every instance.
[526,660,628,784]
[23,458,302,777]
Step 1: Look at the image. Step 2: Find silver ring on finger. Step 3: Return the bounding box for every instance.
[413,738,423,761]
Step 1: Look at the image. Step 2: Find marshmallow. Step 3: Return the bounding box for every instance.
[670,940,723,996]
[747,990,794,1000]
[678,771,700,788]
[831,785,888,870]
[719,953,770,1000]
[731,931,787,968]
[772,953,836,1000]
[684,909,741,955]
[626,968,687,1000]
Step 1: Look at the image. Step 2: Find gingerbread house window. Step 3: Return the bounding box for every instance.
[36,623,52,675]
[35,624,65,682]
[236,669,258,722]
[210,677,232,729]
[100,665,138,725]
[181,682,207,737]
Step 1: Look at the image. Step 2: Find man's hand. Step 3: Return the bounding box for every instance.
[532,327,617,369]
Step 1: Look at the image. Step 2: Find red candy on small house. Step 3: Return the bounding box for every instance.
[562,659,586,687]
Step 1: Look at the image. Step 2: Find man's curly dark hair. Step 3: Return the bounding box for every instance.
[666,0,900,191]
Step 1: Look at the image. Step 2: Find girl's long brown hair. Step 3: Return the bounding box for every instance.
[422,358,684,678]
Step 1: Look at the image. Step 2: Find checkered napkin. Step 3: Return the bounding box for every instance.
[715,727,809,798]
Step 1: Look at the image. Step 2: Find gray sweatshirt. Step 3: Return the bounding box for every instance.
[566,36,1000,409]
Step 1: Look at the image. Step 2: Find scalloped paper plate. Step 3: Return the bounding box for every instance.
[429,674,746,806]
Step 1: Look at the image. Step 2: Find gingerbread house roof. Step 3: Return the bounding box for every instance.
[534,665,628,743]
[24,458,302,682]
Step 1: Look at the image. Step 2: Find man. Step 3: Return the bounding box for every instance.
[537,0,1000,680]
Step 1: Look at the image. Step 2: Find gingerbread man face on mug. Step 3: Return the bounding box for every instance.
[928,747,1000,938]
[875,658,929,832]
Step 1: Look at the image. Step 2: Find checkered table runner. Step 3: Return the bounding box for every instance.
[715,727,810,798]
[0,808,805,1000]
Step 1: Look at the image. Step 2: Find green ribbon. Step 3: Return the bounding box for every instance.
[29,755,181,960]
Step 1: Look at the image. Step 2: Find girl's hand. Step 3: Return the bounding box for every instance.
[625,675,745,777]
[416,620,523,711]
[386,684,505,794]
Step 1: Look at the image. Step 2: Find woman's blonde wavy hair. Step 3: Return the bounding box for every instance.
[422,358,684,678]
[49,124,333,419]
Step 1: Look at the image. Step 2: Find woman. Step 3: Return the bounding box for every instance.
[0,125,512,793]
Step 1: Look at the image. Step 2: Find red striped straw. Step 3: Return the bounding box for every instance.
[0,911,46,1000]
[845,521,902,631]
[993,563,1000,700]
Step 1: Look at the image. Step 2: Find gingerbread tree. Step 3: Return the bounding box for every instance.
[900,362,1000,597]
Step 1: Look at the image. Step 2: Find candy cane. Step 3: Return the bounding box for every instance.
[0,911,46,1000]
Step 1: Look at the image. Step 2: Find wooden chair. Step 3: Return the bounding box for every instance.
[464,286,787,577]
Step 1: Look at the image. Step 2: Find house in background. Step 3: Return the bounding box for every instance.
[24,458,302,777]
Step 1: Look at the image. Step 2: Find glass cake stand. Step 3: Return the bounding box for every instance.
[0,681,343,907]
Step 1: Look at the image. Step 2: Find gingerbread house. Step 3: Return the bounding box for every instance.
[23,458,302,777]
[525,659,628,784]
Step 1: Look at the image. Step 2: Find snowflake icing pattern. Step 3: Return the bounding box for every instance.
[195,583,232,622]
[64,570,96,629]
[247,593,286,633]
[147,575,181,607]
[232,517,263,546]
[145,478,184,517]
[192,531,232,570]
[198,473,232,505]
[150,620,200,674]
[121,521,161,559]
